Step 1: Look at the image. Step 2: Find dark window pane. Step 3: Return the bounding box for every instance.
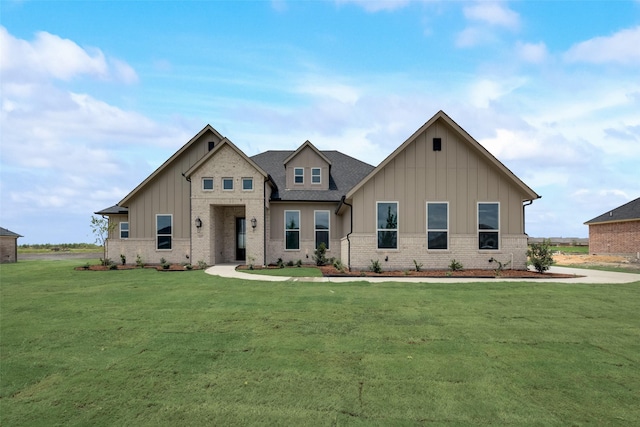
[203,178,213,190]
[428,231,447,250]
[242,178,253,190]
[478,203,499,230]
[157,215,171,235]
[428,203,447,229]
[479,232,499,250]
[314,211,329,229]
[285,211,299,230]
[157,235,172,250]
[377,231,397,249]
[286,231,299,250]
[316,231,329,250]
[377,203,398,230]
[223,179,233,190]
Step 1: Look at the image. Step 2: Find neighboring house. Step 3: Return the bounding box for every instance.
[97,110,540,271]
[0,227,22,263]
[584,197,640,258]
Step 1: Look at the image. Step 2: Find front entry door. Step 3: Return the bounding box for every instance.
[236,218,246,261]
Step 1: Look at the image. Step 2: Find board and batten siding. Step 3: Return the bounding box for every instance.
[125,130,223,240]
[284,146,330,191]
[350,120,527,236]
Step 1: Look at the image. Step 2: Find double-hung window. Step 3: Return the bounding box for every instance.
[156,214,172,250]
[294,168,304,184]
[427,202,448,250]
[311,168,321,184]
[314,210,330,250]
[120,222,129,239]
[478,203,499,250]
[285,211,300,250]
[377,202,398,249]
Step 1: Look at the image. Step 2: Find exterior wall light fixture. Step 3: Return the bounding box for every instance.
[250,217,257,229]
[195,217,202,229]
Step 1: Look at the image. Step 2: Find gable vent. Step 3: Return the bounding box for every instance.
[208,141,215,151]
[433,137,442,151]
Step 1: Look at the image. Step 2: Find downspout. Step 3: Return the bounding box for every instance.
[182,172,192,262]
[263,178,267,267]
[339,195,354,271]
[522,199,533,237]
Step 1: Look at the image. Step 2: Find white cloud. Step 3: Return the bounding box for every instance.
[516,41,548,64]
[564,26,640,65]
[462,1,520,30]
[455,26,497,48]
[0,25,137,83]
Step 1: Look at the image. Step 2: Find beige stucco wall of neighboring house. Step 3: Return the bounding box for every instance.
[346,117,533,271]
[267,201,341,265]
[0,236,18,263]
[284,146,330,191]
[190,144,266,266]
[589,220,640,258]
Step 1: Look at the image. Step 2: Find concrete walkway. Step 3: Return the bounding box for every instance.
[205,264,640,284]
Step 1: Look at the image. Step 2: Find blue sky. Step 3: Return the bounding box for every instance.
[1,0,639,244]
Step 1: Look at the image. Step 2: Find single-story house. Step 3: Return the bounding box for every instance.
[584,197,640,258]
[96,110,540,271]
[0,227,22,263]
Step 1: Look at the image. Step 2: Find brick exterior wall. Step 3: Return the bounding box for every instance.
[106,238,191,265]
[0,236,18,263]
[345,233,528,271]
[589,220,640,258]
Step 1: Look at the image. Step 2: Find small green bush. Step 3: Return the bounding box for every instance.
[413,259,423,272]
[449,259,463,271]
[136,254,144,268]
[197,260,208,270]
[296,259,302,268]
[370,259,383,274]
[277,258,285,269]
[286,260,294,267]
[313,242,329,266]
[120,254,126,265]
[528,239,554,273]
[333,258,345,273]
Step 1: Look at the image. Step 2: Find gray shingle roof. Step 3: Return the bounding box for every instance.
[0,227,22,237]
[585,197,640,224]
[95,205,129,215]
[251,150,375,202]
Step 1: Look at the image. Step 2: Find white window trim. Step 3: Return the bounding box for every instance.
[202,177,214,191]
[120,222,129,239]
[426,201,449,250]
[294,167,304,184]
[284,210,301,251]
[477,202,500,251]
[311,167,321,184]
[242,177,253,191]
[376,201,399,250]
[222,177,234,191]
[156,214,173,251]
[314,210,330,250]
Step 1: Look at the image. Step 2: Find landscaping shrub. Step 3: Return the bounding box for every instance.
[528,239,554,273]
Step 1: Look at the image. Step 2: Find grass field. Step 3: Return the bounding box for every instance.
[1,259,639,426]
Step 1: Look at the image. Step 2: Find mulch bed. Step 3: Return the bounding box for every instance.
[75,264,201,272]
[238,265,579,279]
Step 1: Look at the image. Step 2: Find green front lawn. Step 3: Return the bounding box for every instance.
[1,260,639,425]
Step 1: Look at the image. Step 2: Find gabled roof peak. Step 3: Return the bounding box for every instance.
[283,140,332,166]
